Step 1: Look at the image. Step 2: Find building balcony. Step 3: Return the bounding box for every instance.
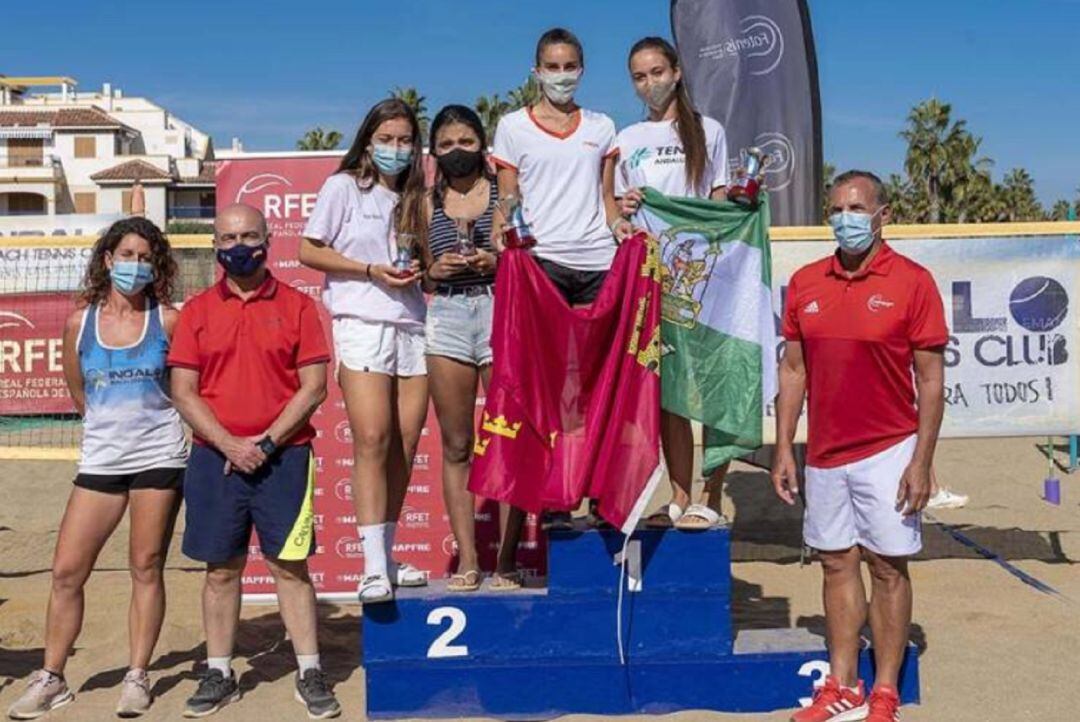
[168,205,215,219]
[0,157,62,183]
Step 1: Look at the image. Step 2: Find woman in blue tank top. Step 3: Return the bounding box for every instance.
[7,218,186,720]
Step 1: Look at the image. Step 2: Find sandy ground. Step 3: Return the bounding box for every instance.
[1,437,1078,721]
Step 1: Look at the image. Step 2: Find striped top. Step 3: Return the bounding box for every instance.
[428,181,497,290]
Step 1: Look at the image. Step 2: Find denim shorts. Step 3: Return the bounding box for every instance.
[424,289,494,366]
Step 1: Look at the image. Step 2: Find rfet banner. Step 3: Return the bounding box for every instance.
[770,236,1080,440]
[0,293,71,414]
[215,154,544,599]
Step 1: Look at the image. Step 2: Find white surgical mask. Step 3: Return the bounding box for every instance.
[536,69,581,105]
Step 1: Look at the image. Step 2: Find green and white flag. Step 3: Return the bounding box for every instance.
[639,188,777,473]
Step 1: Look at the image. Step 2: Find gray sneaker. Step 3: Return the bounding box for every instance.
[182,669,239,718]
[7,670,73,720]
[116,669,152,718]
[294,669,341,719]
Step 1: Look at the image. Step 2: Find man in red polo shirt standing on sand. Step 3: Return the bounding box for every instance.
[168,204,340,719]
[773,171,947,722]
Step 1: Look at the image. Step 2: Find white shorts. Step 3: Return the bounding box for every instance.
[332,318,426,377]
[803,435,921,557]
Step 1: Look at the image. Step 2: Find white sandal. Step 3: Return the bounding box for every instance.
[674,503,726,530]
[358,573,393,604]
[645,503,684,529]
[390,561,428,588]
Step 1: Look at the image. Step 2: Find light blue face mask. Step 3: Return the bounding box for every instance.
[371,144,413,176]
[110,260,155,295]
[828,209,881,254]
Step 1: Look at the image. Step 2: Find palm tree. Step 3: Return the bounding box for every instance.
[390,86,429,140]
[1049,199,1072,221]
[475,94,510,141]
[507,76,541,111]
[899,99,977,223]
[296,127,342,151]
[998,168,1043,221]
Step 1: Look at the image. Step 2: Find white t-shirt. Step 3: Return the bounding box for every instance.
[303,173,425,328]
[614,116,729,199]
[492,107,617,271]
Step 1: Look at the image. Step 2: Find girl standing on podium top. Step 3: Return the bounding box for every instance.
[491,26,629,531]
[419,104,527,592]
[607,36,731,531]
[300,99,429,604]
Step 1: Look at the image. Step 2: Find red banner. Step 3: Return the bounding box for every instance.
[0,293,75,414]
[216,154,543,598]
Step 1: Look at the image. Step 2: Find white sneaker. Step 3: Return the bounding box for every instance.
[927,487,969,509]
[7,670,73,719]
[116,668,152,717]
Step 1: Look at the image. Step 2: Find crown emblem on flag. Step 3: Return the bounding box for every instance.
[482,413,522,439]
[473,436,491,456]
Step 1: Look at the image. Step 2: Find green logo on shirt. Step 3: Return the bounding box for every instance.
[628,147,652,170]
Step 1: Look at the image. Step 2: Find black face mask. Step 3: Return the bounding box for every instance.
[436,148,483,179]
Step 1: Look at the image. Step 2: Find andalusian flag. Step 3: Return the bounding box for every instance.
[638,188,777,472]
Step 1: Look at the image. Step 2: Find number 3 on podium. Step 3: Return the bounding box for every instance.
[426,606,469,659]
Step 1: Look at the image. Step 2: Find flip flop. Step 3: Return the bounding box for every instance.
[390,561,428,588]
[674,503,726,531]
[447,569,482,593]
[358,573,393,604]
[645,503,685,529]
[489,570,523,591]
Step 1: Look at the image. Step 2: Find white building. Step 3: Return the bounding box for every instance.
[0,76,215,229]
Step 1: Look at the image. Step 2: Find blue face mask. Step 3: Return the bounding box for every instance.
[829,209,881,254]
[371,144,413,176]
[217,242,267,278]
[110,260,155,296]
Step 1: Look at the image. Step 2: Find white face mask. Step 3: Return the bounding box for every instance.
[536,69,581,105]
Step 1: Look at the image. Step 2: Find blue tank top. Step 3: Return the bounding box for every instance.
[77,300,188,474]
[428,181,497,290]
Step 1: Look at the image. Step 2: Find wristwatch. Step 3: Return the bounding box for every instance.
[257,435,277,456]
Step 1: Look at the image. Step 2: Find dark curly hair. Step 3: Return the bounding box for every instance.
[79,217,177,306]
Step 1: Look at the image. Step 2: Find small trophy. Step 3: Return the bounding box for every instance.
[726,146,769,208]
[393,232,416,277]
[454,219,478,257]
[498,194,536,250]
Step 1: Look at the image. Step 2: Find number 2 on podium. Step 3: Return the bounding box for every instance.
[426,606,469,658]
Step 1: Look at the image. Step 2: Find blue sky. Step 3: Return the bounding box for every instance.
[3,0,1077,204]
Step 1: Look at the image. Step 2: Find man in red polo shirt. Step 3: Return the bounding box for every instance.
[168,204,340,719]
[773,171,946,722]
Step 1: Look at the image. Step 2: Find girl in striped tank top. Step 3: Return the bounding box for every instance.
[420,105,526,592]
[8,218,185,720]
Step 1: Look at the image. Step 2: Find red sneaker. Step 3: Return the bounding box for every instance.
[866,685,901,721]
[790,675,867,722]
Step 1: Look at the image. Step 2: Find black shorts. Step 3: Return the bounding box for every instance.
[536,258,607,306]
[74,466,185,494]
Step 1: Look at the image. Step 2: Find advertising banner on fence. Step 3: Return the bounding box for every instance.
[214,153,544,600]
[770,236,1080,440]
[0,293,71,414]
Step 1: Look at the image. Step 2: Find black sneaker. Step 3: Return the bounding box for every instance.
[183,669,239,718]
[294,668,341,719]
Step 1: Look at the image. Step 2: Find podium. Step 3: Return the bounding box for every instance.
[362,523,919,719]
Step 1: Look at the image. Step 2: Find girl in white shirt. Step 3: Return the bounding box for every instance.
[300,99,428,603]
[609,36,731,531]
[492,27,630,309]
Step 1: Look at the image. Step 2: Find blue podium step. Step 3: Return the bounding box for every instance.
[362,525,920,718]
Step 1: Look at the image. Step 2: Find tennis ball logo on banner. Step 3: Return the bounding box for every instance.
[949,276,1068,367]
[234,173,317,220]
